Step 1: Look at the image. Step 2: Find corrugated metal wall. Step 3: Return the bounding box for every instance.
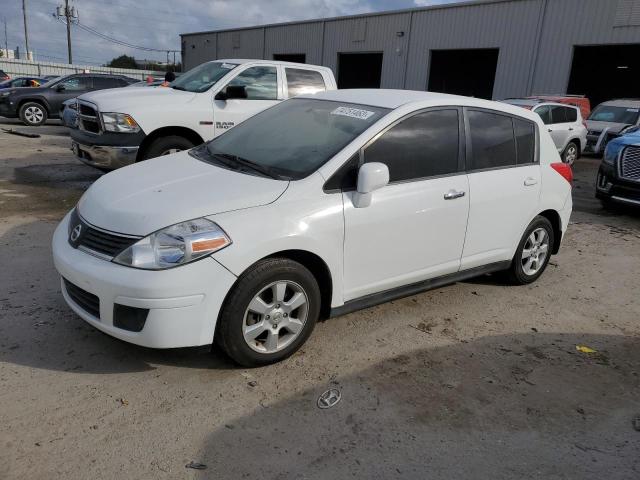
[181,0,640,99]
[532,0,640,94]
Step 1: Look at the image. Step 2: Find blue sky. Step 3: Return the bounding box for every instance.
[3,0,458,67]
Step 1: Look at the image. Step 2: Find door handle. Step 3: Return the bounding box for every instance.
[444,190,466,200]
[568,127,574,131]
[524,177,538,186]
[548,129,552,133]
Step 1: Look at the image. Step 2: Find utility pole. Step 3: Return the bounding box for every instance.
[54,0,78,64]
[22,0,30,60]
[3,18,8,58]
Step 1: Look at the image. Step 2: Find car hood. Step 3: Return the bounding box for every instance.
[77,150,289,236]
[78,87,197,113]
[585,120,628,134]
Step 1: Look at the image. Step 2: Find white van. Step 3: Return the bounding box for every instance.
[69,59,336,170]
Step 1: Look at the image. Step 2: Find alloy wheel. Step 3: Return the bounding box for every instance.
[25,106,44,124]
[243,280,309,354]
[521,227,549,276]
[564,144,577,165]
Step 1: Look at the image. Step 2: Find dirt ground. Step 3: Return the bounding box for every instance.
[1,119,639,479]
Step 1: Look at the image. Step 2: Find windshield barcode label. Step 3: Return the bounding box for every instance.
[331,107,376,120]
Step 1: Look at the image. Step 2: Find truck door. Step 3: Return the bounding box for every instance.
[213,65,280,137]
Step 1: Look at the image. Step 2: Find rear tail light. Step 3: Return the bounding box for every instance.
[551,162,573,184]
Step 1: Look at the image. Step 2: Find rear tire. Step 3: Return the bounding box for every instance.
[19,102,48,126]
[141,135,195,160]
[506,216,555,285]
[562,141,579,165]
[215,258,321,367]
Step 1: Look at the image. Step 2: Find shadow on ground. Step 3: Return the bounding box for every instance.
[195,333,640,479]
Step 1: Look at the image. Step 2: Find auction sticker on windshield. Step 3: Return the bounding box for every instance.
[331,106,376,120]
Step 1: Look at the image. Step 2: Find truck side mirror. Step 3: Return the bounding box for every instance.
[216,85,247,101]
[353,162,389,208]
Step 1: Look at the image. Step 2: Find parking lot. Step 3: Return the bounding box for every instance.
[1,118,639,479]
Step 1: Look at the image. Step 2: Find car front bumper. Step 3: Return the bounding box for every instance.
[595,162,640,207]
[71,141,139,170]
[52,212,238,348]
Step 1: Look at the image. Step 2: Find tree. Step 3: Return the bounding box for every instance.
[106,55,137,69]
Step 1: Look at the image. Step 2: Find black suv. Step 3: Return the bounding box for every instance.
[0,73,137,126]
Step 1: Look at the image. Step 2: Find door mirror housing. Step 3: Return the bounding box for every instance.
[55,84,66,92]
[215,85,247,101]
[353,162,389,208]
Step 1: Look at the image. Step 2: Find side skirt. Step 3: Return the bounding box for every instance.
[329,261,512,318]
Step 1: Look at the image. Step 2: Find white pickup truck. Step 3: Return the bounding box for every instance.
[70,59,336,170]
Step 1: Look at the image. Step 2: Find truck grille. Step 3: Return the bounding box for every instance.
[63,278,100,318]
[78,101,101,134]
[620,146,640,182]
[68,209,141,259]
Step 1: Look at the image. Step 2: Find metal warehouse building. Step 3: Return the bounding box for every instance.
[181,0,640,106]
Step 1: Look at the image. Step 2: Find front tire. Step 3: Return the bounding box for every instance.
[19,102,48,126]
[506,216,554,285]
[562,141,579,165]
[141,135,195,160]
[215,258,321,367]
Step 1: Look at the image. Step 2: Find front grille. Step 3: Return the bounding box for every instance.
[78,101,101,134]
[68,209,140,259]
[620,146,640,182]
[64,278,100,318]
[79,104,96,116]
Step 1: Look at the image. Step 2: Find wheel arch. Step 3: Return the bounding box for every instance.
[136,126,205,161]
[220,249,334,323]
[18,96,50,114]
[538,209,562,254]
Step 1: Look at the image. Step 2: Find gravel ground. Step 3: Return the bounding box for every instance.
[1,119,639,479]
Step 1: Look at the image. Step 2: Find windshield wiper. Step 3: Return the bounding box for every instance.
[210,152,280,180]
[171,85,187,91]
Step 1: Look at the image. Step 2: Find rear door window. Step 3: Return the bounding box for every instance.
[285,68,326,97]
[564,106,578,122]
[93,77,120,89]
[364,109,460,183]
[467,110,517,170]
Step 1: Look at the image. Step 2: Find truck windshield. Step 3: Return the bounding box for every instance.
[589,105,640,124]
[203,98,389,180]
[171,62,238,93]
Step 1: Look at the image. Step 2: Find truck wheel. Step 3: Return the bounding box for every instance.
[215,258,321,367]
[19,102,48,126]
[142,136,195,160]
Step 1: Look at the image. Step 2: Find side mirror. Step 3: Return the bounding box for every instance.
[222,85,248,100]
[56,84,66,92]
[353,162,389,208]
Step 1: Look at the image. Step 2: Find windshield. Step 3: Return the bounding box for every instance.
[589,105,640,124]
[203,98,389,180]
[170,61,238,93]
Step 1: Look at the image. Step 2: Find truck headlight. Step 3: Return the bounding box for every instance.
[113,218,231,270]
[101,112,141,133]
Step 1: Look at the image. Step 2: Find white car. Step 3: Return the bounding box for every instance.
[53,90,573,366]
[502,99,587,165]
[69,59,336,170]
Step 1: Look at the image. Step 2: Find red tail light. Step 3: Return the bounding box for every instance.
[551,162,573,184]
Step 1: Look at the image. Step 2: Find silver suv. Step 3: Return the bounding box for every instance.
[585,99,640,155]
[502,99,587,165]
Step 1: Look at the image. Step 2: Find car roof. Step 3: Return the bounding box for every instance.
[598,99,640,108]
[213,58,332,70]
[302,89,540,115]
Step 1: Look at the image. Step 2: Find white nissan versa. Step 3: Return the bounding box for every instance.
[53,90,573,366]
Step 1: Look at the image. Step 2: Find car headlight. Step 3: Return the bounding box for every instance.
[101,112,141,133]
[0,90,12,97]
[602,143,618,165]
[113,218,231,270]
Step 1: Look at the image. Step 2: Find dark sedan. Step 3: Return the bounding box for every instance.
[0,73,137,126]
